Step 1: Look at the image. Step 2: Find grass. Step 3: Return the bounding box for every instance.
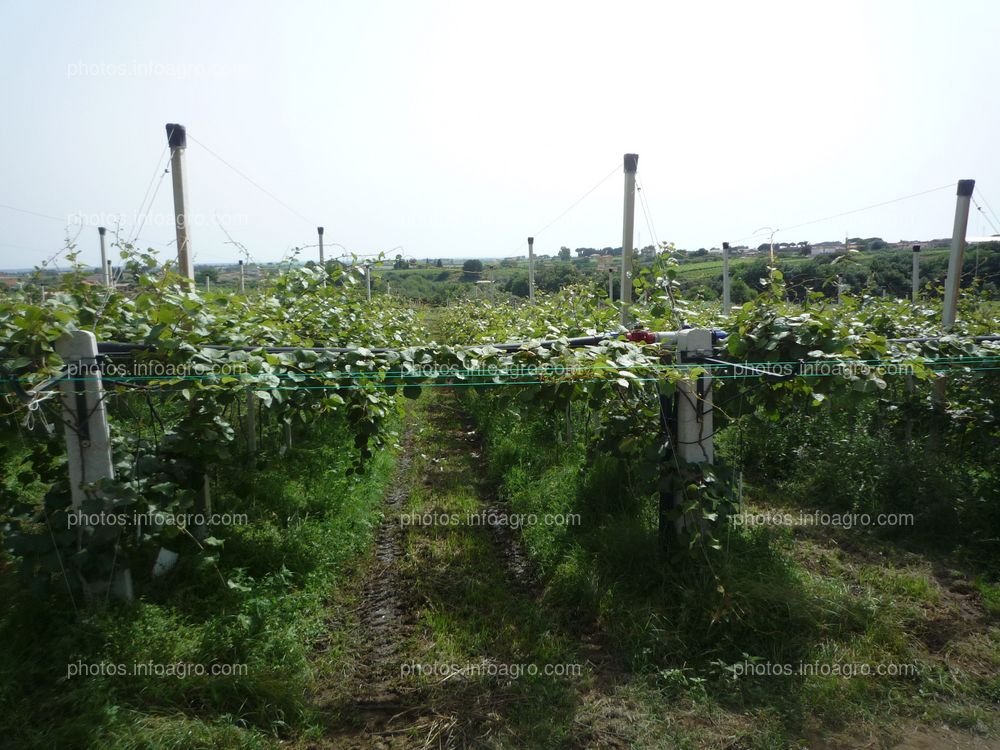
[979,581,1000,616]
[463,388,1000,747]
[394,394,587,747]
[0,413,397,749]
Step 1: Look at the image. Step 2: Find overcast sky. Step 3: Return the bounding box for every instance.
[2,0,999,269]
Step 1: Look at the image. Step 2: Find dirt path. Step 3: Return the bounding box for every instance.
[310,414,419,749]
[352,436,411,710]
[310,391,636,749]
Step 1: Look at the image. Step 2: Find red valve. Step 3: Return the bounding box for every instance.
[625,329,656,344]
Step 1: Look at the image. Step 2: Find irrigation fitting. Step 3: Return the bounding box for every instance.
[626,328,657,344]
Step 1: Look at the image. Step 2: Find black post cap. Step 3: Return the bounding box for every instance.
[238,259,243,265]
[723,242,730,249]
[912,244,921,252]
[317,227,324,235]
[98,226,106,236]
[166,124,187,149]
[624,153,639,173]
[957,179,975,197]
[528,237,534,245]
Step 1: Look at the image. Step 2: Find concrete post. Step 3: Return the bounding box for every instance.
[527,236,536,302]
[943,180,976,330]
[662,329,715,546]
[675,329,714,465]
[165,124,194,281]
[98,227,109,286]
[56,330,133,601]
[620,154,638,326]
[911,244,921,302]
[722,241,731,315]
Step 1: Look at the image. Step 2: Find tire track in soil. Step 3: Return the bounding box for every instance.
[445,396,635,747]
[316,427,420,750]
[479,486,626,692]
[480,493,634,746]
[319,394,634,748]
[354,442,411,711]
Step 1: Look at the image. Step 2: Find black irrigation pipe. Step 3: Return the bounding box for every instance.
[95,329,734,356]
[14,331,998,398]
[96,342,380,355]
[96,339,615,356]
[13,330,705,396]
[486,333,613,352]
[93,332,998,357]
[95,331,669,356]
[886,334,1000,344]
[12,349,1000,400]
[30,356,1000,385]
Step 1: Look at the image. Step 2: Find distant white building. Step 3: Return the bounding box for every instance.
[811,242,846,256]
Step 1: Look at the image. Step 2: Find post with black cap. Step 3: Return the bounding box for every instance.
[943,179,975,330]
[932,180,976,433]
[527,236,536,302]
[98,227,109,286]
[620,153,638,326]
[238,259,245,293]
[911,244,921,302]
[317,227,326,287]
[165,123,194,281]
[722,241,731,315]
